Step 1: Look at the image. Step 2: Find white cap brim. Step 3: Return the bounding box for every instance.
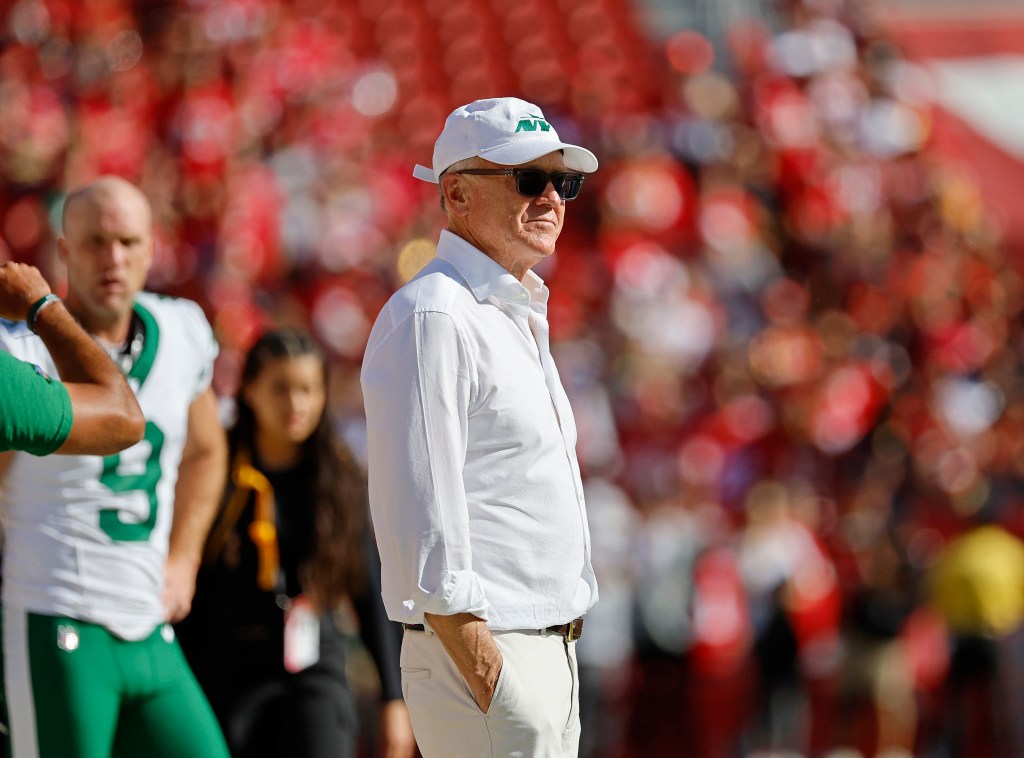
[481,140,598,174]
[412,142,599,183]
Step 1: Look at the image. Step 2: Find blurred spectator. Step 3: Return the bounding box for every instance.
[928,507,1024,757]
[738,479,841,757]
[831,508,919,758]
[178,329,413,758]
[577,478,640,758]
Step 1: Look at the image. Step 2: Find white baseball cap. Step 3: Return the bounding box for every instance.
[412,97,599,183]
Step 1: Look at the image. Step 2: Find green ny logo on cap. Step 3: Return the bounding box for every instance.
[515,114,552,133]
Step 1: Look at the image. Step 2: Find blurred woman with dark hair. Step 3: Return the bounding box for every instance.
[178,328,415,758]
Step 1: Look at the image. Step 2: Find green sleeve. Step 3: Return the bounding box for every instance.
[0,352,74,455]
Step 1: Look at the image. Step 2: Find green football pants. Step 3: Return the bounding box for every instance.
[3,607,229,758]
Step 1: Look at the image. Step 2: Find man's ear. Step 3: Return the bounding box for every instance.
[440,174,471,218]
[56,237,69,266]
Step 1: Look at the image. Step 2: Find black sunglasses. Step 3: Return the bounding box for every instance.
[450,168,586,201]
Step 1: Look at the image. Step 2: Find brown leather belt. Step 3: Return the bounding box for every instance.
[547,617,585,641]
[403,617,584,641]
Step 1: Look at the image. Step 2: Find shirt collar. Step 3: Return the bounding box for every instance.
[436,229,549,313]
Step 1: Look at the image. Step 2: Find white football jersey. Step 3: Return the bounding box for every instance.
[0,292,218,640]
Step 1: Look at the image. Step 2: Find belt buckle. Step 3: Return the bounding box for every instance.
[567,617,583,641]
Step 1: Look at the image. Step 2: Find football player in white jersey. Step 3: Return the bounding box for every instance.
[0,177,230,758]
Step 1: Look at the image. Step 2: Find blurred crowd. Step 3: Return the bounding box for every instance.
[4,0,1024,756]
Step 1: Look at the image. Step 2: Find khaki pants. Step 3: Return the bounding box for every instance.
[401,625,581,757]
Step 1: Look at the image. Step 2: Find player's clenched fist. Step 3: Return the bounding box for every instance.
[0,262,53,322]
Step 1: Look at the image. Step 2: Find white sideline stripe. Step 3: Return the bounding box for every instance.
[4,608,39,758]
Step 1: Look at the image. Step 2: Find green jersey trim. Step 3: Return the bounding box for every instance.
[130,301,160,389]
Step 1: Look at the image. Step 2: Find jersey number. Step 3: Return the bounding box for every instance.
[99,421,165,542]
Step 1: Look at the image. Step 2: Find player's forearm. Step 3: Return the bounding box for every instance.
[169,388,227,565]
[424,612,503,712]
[32,304,145,452]
[0,451,15,482]
[162,402,225,622]
[169,444,226,566]
[0,262,142,452]
[32,302,121,387]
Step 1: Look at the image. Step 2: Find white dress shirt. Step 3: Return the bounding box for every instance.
[361,230,598,631]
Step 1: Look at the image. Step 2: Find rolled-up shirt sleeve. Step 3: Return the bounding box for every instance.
[361,308,488,623]
[0,351,73,456]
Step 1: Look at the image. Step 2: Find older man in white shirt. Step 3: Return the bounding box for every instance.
[361,97,599,757]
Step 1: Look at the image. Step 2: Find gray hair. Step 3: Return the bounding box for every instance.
[437,157,481,212]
